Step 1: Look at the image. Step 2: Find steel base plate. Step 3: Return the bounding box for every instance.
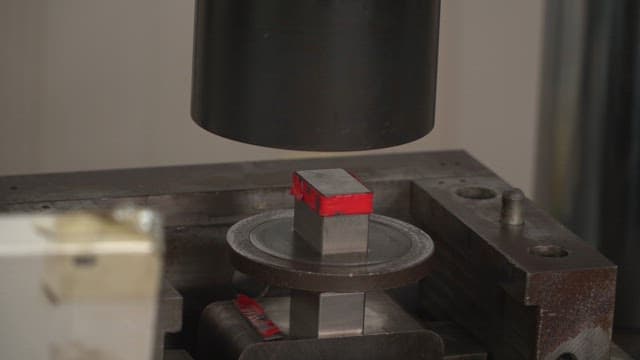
[227,210,434,292]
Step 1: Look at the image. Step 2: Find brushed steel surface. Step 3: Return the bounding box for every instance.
[290,291,365,339]
[293,201,369,255]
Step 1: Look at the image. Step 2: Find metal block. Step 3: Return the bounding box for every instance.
[293,200,369,255]
[287,168,373,338]
[0,208,163,360]
[198,292,485,360]
[292,168,372,256]
[412,176,616,359]
[294,169,370,197]
[289,291,365,339]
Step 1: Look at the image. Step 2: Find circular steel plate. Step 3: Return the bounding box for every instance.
[227,210,434,292]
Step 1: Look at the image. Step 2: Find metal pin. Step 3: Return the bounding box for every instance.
[501,189,525,226]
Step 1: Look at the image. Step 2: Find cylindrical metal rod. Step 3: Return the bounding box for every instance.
[501,189,525,226]
[191,0,441,151]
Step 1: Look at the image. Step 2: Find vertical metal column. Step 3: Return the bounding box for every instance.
[191,0,441,151]
[538,0,640,328]
[288,169,371,338]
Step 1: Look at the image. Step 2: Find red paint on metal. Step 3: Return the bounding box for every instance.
[291,172,373,217]
[234,294,283,341]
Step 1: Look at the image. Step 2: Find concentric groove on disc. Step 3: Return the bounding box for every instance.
[227,210,434,292]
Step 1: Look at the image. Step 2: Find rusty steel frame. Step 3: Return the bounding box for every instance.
[0,151,617,359]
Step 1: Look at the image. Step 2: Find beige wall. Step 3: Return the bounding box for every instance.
[0,1,544,195]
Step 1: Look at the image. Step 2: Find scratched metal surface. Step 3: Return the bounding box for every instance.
[0,151,621,359]
[412,176,616,359]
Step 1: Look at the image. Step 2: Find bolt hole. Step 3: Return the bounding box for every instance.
[557,353,577,360]
[438,181,445,185]
[454,161,461,166]
[440,162,447,166]
[455,187,497,200]
[41,205,50,210]
[459,179,467,183]
[529,245,569,258]
[9,186,18,190]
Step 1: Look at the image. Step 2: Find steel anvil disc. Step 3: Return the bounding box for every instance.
[227,210,434,292]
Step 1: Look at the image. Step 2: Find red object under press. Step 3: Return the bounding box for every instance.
[290,172,373,217]
[234,294,283,341]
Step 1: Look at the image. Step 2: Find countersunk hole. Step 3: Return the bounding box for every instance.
[529,245,569,258]
[455,187,497,200]
[9,186,18,190]
[557,353,577,360]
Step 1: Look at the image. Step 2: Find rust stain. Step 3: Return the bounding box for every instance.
[528,268,617,359]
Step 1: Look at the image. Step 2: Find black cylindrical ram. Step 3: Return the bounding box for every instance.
[191,0,441,151]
